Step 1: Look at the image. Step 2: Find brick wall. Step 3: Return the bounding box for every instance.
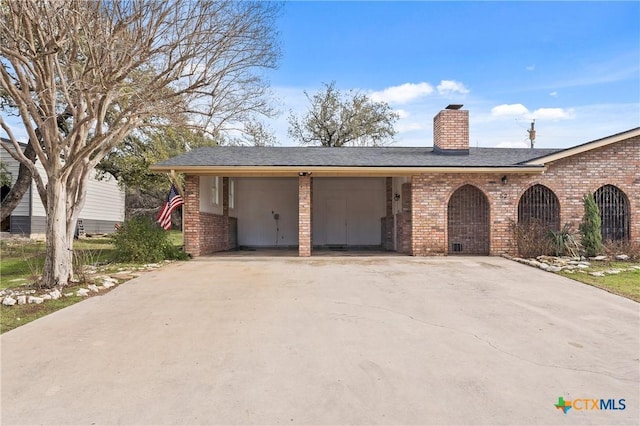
[184,175,233,257]
[433,108,469,152]
[381,177,394,250]
[298,175,312,256]
[396,182,412,254]
[183,175,201,256]
[406,136,640,256]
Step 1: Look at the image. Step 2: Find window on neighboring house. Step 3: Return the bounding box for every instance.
[229,179,235,209]
[211,177,219,205]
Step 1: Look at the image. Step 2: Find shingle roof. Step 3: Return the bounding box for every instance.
[155,146,562,169]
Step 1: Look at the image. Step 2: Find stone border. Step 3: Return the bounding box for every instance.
[1,262,172,307]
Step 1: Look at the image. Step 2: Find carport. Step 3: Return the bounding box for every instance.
[231,177,388,251]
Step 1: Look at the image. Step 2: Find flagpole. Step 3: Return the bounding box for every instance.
[170,169,185,241]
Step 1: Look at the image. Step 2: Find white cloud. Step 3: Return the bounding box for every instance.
[397,122,425,133]
[549,91,558,97]
[526,65,535,71]
[437,80,469,96]
[395,109,410,119]
[495,140,529,148]
[491,103,529,117]
[369,82,433,104]
[531,107,575,121]
[490,103,575,121]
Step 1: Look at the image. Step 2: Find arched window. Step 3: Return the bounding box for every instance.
[594,185,630,241]
[448,185,490,255]
[517,184,560,230]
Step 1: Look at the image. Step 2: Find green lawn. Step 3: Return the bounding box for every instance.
[558,261,640,302]
[0,237,115,289]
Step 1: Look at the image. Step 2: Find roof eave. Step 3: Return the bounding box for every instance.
[149,164,548,177]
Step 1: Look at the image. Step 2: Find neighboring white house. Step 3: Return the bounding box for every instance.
[1,139,125,238]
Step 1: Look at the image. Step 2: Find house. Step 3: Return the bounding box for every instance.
[0,139,125,238]
[151,105,639,257]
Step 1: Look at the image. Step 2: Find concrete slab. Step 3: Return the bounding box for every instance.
[1,256,638,425]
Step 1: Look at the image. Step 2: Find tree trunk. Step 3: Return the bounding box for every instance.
[40,179,73,289]
[0,142,38,221]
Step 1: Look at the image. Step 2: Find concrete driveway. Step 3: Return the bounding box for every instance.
[1,256,638,425]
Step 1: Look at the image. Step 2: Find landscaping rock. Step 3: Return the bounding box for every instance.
[591,255,607,261]
[49,289,62,300]
[64,292,74,297]
[41,294,52,300]
[548,266,562,272]
[589,271,605,277]
[576,263,590,269]
[615,254,630,261]
[2,296,17,306]
[102,280,116,288]
[87,284,100,293]
[28,296,44,304]
[538,263,550,271]
[17,295,27,305]
[76,288,90,297]
[606,269,621,275]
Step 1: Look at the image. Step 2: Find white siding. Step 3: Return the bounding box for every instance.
[0,144,31,216]
[235,178,298,246]
[80,171,125,222]
[26,160,47,217]
[199,176,223,215]
[1,143,124,223]
[313,178,386,246]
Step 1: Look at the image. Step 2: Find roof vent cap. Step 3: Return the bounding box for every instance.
[446,104,463,110]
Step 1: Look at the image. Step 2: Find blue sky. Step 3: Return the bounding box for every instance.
[2,1,638,149]
[268,1,640,148]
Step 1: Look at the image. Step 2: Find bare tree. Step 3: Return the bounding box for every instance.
[0,0,280,288]
[288,82,399,147]
[223,119,278,146]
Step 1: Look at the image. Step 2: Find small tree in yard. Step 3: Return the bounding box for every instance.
[0,0,279,288]
[579,193,603,257]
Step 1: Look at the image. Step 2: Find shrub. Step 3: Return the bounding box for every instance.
[603,240,640,261]
[548,223,580,258]
[111,216,188,263]
[579,193,603,257]
[510,219,554,258]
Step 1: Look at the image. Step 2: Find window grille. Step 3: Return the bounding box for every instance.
[448,185,490,255]
[517,184,560,230]
[594,185,629,242]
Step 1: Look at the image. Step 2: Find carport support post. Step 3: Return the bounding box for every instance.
[298,174,312,257]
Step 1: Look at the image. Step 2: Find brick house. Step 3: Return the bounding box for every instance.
[151,105,639,257]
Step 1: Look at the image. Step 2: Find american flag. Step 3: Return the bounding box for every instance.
[157,185,184,230]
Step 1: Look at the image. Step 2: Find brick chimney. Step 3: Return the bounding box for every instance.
[433,104,469,155]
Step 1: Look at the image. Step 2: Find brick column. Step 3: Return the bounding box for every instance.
[298,175,312,257]
[396,182,413,254]
[184,175,201,257]
[382,177,394,250]
[385,177,393,217]
[222,177,230,250]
